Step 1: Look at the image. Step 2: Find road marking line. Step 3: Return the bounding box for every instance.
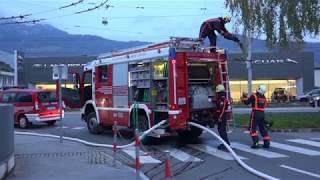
[270,142,320,156]
[55,126,69,129]
[71,127,85,130]
[280,165,320,178]
[287,139,320,148]
[243,131,250,134]
[122,147,161,164]
[156,145,203,162]
[187,144,247,160]
[231,142,288,158]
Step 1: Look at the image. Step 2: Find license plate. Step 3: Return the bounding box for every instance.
[47,106,56,110]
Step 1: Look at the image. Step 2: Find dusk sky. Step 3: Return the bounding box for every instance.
[0,0,319,42]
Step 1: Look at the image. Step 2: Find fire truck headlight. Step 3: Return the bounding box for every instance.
[174,115,177,119]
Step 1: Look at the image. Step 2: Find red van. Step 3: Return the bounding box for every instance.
[0,88,63,128]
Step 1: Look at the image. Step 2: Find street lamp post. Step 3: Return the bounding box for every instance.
[246,30,253,96]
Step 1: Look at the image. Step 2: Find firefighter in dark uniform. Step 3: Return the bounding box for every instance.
[199,16,243,51]
[243,85,270,149]
[215,84,230,151]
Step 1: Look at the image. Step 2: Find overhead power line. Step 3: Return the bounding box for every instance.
[0,18,46,25]
[59,0,85,9]
[0,14,32,21]
[75,0,108,14]
[0,0,86,21]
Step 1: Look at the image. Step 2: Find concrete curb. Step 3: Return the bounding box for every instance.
[234,125,320,133]
[0,153,15,180]
[270,128,320,133]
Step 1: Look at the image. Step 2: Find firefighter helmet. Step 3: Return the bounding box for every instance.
[257,84,267,94]
[223,16,231,23]
[216,84,225,92]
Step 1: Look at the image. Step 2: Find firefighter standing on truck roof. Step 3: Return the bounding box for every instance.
[243,85,270,149]
[215,84,230,151]
[199,16,243,52]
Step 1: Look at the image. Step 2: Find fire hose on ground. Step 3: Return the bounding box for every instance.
[14,120,166,149]
[188,122,280,180]
[15,119,279,180]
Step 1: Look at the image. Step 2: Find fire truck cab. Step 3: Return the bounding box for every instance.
[80,37,232,138]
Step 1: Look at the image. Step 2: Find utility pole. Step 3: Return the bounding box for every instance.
[13,50,18,86]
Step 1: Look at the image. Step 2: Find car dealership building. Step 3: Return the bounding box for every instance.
[20,52,316,102]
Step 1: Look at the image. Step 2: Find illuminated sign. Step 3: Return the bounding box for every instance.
[253,58,299,64]
[31,63,86,69]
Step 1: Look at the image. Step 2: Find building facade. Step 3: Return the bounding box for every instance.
[22,56,96,88]
[21,52,315,102]
[228,52,314,101]
[0,51,15,88]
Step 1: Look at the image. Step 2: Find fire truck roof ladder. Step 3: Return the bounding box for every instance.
[98,37,204,59]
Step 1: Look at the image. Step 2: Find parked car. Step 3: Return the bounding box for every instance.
[61,87,81,108]
[309,94,320,107]
[0,88,63,128]
[296,88,320,102]
[271,88,295,102]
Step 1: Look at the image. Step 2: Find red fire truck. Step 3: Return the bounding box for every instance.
[77,37,233,138]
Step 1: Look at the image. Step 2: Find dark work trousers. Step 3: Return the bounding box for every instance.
[199,25,217,49]
[217,114,230,145]
[249,110,269,143]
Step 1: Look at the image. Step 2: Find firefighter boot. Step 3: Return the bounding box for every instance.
[251,136,260,149]
[217,144,228,152]
[263,139,270,149]
[208,120,215,128]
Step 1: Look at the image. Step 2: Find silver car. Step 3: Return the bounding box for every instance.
[296,89,320,102]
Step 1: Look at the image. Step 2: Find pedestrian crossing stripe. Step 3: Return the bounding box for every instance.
[121,139,320,164]
[187,144,247,160]
[155,145,203,162]
[287,139,320,148]
[231,142,288,158]
[269,142,320,156]
[122,147,161,164]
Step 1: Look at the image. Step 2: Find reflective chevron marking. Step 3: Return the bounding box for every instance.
[187,144,247,160]
[156,145,203,162]
[122,147,161,164]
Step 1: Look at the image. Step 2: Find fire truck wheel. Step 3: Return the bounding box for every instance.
[137,115,152,144]
[138,115,149,132]
[46,120,56,126]
[19,115,30,129]
[178,126,203,139]
[87,112,104,134]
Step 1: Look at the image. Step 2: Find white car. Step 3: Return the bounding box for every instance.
[296,89,320,102]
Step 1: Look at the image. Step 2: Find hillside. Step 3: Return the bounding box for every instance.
[0,24,148,57]
[0,23,319,66]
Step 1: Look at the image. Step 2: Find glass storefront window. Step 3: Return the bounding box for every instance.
[230,80,297,102]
